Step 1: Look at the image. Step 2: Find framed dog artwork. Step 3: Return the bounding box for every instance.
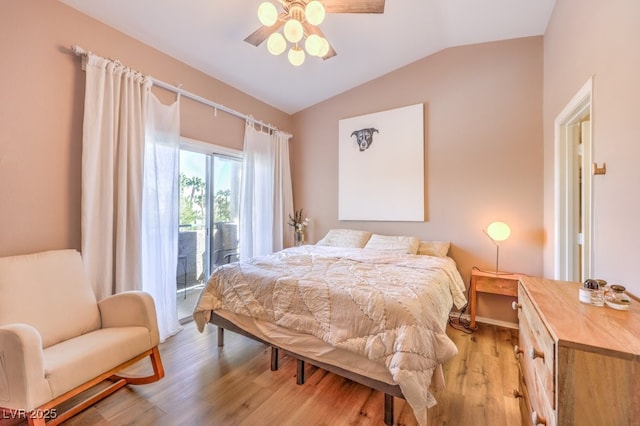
[338,103,424,221]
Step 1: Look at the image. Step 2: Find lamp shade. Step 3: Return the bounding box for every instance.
[487,221,511,242]
[316,36,330,57]
[305,1,326,26]
[267,32,286,55]
[288,46,305,66]
[258,2,278,26]
[305,34,322,56]
[283,19,304,43]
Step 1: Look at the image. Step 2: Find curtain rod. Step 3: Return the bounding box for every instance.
[71,45,287,135]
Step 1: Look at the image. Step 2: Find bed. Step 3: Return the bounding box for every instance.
[193,230,467,425]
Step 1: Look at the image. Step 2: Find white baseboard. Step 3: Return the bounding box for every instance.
[451,312,519,330]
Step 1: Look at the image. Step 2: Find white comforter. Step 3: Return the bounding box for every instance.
[193,245,467,424]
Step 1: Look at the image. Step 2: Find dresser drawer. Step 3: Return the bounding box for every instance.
[517,364,534,426]
[517,284,556,425]
[518,320,555,425]
[518,361,556,426]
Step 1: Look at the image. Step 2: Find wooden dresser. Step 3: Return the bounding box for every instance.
[514,276,640,425]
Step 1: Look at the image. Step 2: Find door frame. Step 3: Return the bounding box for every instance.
[554,77,593,281]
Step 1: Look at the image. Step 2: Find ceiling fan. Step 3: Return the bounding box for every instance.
[244,0,386,65]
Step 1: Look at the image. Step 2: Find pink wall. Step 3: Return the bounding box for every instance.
[4,0,636,328]
[1,1,546,325]
[543,0,640,295]
[291,37,544,324]
[0,0,292,258]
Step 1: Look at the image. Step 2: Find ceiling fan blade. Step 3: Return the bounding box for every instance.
[322,0,385,14]
[303,22,337,59]
[322,43,337,60]
[243,13,287,46]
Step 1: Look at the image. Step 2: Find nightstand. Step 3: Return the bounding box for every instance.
[469,268,520,330]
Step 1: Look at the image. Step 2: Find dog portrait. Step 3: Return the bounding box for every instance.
[339,103,424,221]
[351,128,379,151]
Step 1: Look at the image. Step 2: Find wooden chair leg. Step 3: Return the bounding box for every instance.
[114,346,165,385]
[47,379,127,426]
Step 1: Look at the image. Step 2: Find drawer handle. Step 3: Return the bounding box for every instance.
[514,345,524,357]
[512,301,522,310]
[512,389,523,399]
[531,410,547,425]
[530,348,545,361]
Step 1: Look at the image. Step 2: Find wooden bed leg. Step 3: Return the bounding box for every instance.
[271,347,279,371]
[384,393,394,426]
[217,327,224,346]
[296,359,305,385]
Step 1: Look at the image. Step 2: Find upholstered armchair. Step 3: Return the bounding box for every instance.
[0,249,164,425]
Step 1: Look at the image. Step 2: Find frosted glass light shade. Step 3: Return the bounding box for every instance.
[487,221,511,241]
[258,2,278,26]
[316,37,330,57]
[288,46,305,66]
[283,19,303,43]
[305,1,325,26]
[267,32,286,55]
[305,34,322,56]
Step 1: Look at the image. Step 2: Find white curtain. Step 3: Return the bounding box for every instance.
[239,122,293,259]
[272,131,294,252]
[141,93,182,341]
[81,54,151,300]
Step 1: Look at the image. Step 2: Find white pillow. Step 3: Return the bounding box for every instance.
[316,229,372,248]
[417,240,451,257]
[364,234,420,255]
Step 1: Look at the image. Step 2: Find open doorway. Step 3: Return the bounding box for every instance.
[554,78,593,282]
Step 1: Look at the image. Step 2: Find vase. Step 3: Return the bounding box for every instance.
[294,230,305,246]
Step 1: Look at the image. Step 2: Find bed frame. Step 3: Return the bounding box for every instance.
[210,312,404,426]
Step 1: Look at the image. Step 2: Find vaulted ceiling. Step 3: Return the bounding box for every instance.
[59,0,556,114]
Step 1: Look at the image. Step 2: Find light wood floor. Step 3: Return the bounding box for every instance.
[13,321,520,426]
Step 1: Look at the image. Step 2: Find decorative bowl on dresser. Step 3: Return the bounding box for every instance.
[513,276,640,426]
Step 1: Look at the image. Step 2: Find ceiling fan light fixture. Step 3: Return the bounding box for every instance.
[248,0,386,66]
[283,18,304,43]
[305,1,326,26]
[288,46,305,66]
[257,2,278,27]
[267,32,286,55]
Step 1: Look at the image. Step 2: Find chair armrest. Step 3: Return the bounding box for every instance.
[0,324,50,410]
[98,291,160,346]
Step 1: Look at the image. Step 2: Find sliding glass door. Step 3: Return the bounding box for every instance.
[211,155,242,267]
[177,142,241,321]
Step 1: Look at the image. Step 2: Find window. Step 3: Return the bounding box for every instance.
[177,138,242,320]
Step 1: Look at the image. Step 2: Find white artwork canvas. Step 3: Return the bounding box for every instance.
[338,103,424,221]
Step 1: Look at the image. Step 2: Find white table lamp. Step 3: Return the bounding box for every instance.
[484,221,510,274]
